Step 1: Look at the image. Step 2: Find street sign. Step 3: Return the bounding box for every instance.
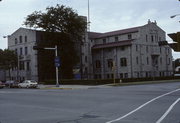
[54,57,60,67]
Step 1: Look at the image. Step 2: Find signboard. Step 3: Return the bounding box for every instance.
[54,57,60,67]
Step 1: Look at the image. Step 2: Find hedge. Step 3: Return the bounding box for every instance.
[41,76,180,85]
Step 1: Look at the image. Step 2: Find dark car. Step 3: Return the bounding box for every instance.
[5,80,19,88]
[0,81,5,89]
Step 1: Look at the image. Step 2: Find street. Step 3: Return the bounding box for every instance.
[0,82,180,123]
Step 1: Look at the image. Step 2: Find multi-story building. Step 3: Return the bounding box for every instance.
[87,20,173,79]
[7,28,86,82]
[7,20,173,81]
[8,28,38,81]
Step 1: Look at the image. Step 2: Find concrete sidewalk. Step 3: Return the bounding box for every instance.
[38,84,109,90]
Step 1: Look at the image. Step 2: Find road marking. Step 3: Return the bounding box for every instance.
[156,98,180,123]
[106,88,180,123]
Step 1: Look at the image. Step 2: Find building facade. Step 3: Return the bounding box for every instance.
[7,20,173,81]
[87,20,173,79]
[8,28,38,81]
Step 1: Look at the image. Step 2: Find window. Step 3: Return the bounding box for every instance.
[120,46,125,51]
[115,36,118,42]
[151,35,154,42]
[85,56,87,63]
[95,60,101,68]
[160,47,162,53]
[20,48,23,55]
[26,62,30,71]
[147,57,149,65]
[136,57,139,64]
[136,45,138,51]
[146,46,148,53]
[107,74,110,79]
[160,57,162,64]
[107,59,113,68]
[19,61,24,70]
[25,47,28,55]
[124,73,128,78]
[15,38,17,44]
[25,36,27,42]
[146,35,148,42]
[103,38,106,44]
[15,49,18,55]
[128,34,132,39]
[19,36,22,43]
[120,73,123,78]
[120,58,127,66]
[159,37,161,41]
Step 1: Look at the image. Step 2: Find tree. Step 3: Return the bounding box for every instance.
[0,49,18,80]
[24,4,87,79]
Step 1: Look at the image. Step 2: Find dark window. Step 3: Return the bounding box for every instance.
[107,59,113,68]
[19,61,24,70]
[103,38,106,44]
[20,48,23,55]
[121,46,125,51]
[25,47,28,55]
[15,49,18,55]
[107,74,110,79]
[136,57,139,64]
[151,35,154,42]
[128,34,132,39]
[95,60,101,68]
[115,36,118,42]
[136,45,138,51]
[120,73,123,78]
[146,46,148,53]
[159,37,161,41]
[160,57,162,64]
[15,38,17,44]
[160,47,162,53]
[27,62,30,71]
[19,36,22,43]
[146,35,148,42]
[85,56,87,63]
[147,57,149,65]
[124,73,128,78]
[120,58,127,66]
[25,36,27,42]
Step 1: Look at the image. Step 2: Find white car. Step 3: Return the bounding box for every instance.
[18,80,38,88]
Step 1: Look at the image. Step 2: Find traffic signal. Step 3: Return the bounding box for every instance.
[158,41,168,46]
[168,32,180,51]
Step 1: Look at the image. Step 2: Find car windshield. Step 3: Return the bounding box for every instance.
[30,80,36,83]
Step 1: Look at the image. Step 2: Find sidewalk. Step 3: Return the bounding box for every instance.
[38,84,109,90]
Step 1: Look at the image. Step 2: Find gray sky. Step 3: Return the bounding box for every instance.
[0,0,180,58]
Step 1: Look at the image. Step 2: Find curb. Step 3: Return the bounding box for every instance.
[40,87,73,90]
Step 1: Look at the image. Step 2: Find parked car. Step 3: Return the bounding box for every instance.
[18,80,38,88]
[5,80,18,88]
[0,81,5,89]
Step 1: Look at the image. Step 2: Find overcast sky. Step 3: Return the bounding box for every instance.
[0,0,180,58]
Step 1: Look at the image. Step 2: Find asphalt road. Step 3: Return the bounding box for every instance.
[0,82,180,123]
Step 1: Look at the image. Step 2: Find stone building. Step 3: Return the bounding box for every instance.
[87,20,173,79]
[7,20,173,81]
[8,28,38,81]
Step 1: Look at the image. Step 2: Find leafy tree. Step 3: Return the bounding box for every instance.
[0,49,18,80]
[24,4,87,79]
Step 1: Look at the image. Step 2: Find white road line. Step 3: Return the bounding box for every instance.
[106,88,180,123]
[156,98,180,123]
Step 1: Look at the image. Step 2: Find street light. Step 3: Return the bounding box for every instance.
[33,45,60,87]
